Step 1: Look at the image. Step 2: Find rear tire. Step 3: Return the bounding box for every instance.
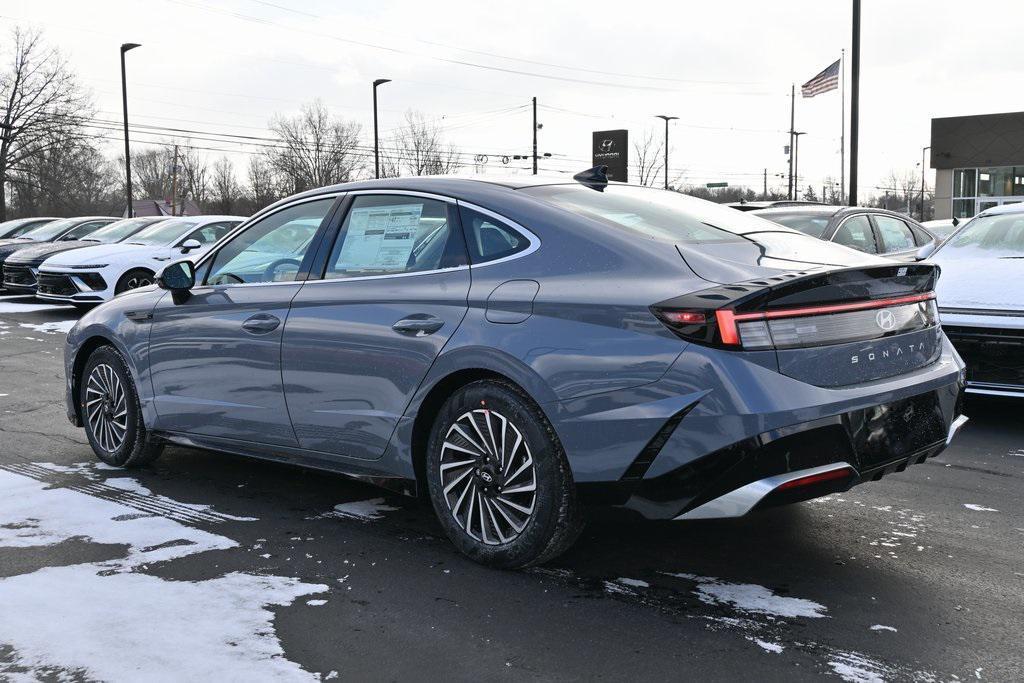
[425,379,583,568]
[80,346,163,468]
[115,268,155,295]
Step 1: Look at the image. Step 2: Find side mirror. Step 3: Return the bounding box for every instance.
[915,242,937,261]
[156,261,195,303]
[179,238,202,253]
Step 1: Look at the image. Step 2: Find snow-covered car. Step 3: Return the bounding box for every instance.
[0,216,59,240]
[37,215,244,304]
[932,203,1024,397]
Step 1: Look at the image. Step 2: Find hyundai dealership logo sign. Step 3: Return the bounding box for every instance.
[592,129,628,182]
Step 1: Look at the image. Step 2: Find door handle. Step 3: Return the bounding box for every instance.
[392,316,444,336]
[241,314,281,334]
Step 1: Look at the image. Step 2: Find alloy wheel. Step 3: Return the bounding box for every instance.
[439,409,537,545]
[85,363,128,453]
[125,274,152,290]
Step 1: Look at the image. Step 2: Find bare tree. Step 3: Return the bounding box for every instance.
[632,128,664,187]
[208,157,242,214]
[0,26,91,220]
[268,100,362,192]
[178,144,209,208]
[245,156,282,214]
[9,134,119,216]
[381,110,461,177]
[126,147,174,200]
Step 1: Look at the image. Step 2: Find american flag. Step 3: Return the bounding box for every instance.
[801,59,840,98]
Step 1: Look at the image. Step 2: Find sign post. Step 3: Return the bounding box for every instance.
[592,130,628,182]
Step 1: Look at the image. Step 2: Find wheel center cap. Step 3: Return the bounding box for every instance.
[476,464,500,494]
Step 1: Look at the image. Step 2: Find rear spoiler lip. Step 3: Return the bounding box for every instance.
[657,263,939,315]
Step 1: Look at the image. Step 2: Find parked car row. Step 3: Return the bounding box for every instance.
[0,215,244,306]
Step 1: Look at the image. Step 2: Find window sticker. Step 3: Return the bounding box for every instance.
[335,203,424,271]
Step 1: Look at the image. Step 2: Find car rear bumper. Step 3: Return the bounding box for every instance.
[619,377,966,520]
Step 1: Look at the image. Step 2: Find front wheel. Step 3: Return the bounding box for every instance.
[426,380,583,568]
[115,268,155,295]
[80,346,163,468]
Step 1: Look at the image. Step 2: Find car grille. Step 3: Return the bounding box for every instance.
[943,325,1024,388]
[37,273,78,297]
[2,265,36,288]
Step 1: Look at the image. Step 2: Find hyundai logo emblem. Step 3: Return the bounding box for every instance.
[599,139,614,152]
[875,309,896,331]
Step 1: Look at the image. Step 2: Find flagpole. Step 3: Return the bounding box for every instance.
[840,49,845,203]
[849,0,861,207]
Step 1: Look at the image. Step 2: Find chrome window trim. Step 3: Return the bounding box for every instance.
[456,200,541,268]
[344,189,457,203]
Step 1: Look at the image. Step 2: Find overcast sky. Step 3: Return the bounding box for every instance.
[4,0,1022,199]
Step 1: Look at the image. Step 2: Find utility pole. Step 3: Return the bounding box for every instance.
[763,168,768,198]
[920,146,930,221]
[787,84,796,200]
[120,42,141,218]
[849,0,861,206]
[170,144,179,216]
[373,79,391,179]
[655,115,678,190]
[793,132,806,199]
[532,97,538,175]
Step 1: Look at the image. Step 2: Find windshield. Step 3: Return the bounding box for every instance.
[84,217,167,244]
[0,218,53,239]
[18,217,80,241]
[59,220,113,241]
[938,212,1024,258]
[522,184,782,243]
[125,218,202,246]
[756,212,834,238]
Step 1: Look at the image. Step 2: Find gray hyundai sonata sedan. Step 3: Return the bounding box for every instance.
[64,169,968,567]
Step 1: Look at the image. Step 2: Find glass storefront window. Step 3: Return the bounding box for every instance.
[953,169,976,198]
[978,167,1014,197]
[1014,168,1024,196]
[953,199,975,219]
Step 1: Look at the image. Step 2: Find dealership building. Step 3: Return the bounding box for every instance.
[930,110,1024,219]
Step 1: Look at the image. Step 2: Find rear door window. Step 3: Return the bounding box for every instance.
[873,215,916,252]
[832,215,878,253]
[325,195,464,278]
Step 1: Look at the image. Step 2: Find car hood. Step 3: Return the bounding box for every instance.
[677,230,885,284]
[42,243,171,268]
[935,256,1024,312]
[4,240,99,266]
[0,241,43,262]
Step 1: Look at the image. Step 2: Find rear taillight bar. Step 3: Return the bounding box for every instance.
[654,292,937,351]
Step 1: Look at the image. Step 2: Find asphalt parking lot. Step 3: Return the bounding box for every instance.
[1,293,1021,682]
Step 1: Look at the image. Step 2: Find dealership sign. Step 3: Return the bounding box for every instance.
[592,130,628,182]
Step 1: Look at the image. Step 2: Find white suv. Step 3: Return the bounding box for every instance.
[37,215,244,304]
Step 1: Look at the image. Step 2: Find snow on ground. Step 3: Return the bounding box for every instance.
[18,320,76,334]
[0,468,328,681]
[662,572,828,619]
[314,497,399,521]
[869,625,898,632]
[746,637,784,654]
[827,650,892,683]
[0,302,72,314]
[963,503,998,512]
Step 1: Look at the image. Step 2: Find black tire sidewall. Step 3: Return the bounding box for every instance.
[80,346,145,467]
[426,380,568,569]
[115,269,154,294]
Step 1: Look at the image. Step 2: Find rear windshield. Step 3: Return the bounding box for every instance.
[83,217,167,244]
[522,184,780,244]
[755,212,833,238]
[938,212,1024,258]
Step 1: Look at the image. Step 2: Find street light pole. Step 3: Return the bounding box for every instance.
[655,115,678,190]
[373,78,391,179]
[920,145,931,221]
[849,0,861,206]
[120,42,141,218]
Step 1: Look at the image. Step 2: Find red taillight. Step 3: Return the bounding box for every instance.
[662,311,706,325]
[714,310,740,346]
[775,467,854,491]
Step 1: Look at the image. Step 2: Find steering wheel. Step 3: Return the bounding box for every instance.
[213,272,245,285]
[263,258,302,282]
